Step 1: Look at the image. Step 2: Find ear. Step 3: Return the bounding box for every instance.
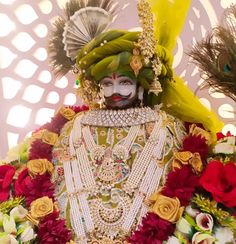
[138,86,144,100]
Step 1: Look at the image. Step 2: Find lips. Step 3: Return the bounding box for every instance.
[111,95,122,102]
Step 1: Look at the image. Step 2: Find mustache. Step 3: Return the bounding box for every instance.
[104,93,132,99]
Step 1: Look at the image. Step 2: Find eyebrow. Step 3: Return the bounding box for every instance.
[102,76,135,83]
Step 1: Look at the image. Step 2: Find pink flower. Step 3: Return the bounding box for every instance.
[196,213,214,231]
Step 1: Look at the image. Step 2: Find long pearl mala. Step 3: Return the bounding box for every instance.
[62,109,170,241]
[122,124,167,232]
[123,116,163,193]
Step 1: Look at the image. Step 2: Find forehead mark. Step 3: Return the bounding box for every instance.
[112,73,117,80]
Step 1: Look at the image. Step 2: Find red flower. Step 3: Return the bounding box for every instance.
[217,131,232,140]
[29,139,53,161]
[38,211,72,244]
[69,105,89,113]
[200,160,236,207]
[25,174,55,206]
[128,213,175,244]
[162,166,199,206]
[0,165,15,202]
[41,115,67,134]
[14,168,31,196]
[15,170,54,206]
[182,135,209,160]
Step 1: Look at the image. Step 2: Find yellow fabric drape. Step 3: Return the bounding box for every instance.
[147,0,224,137]
[148,0,191,52]
[161,76,224,140]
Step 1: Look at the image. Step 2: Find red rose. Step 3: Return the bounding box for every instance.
[200,160,236,207]
[162,166,199,206]
[14,168,31,196]
[38,211,72,244]
[128,212,175,244]
[0,165,15,202]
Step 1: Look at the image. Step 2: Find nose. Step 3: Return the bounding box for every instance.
[112,83,119,94]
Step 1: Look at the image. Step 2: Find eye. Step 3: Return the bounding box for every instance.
[120,80,133,85]
[101,81,113,87]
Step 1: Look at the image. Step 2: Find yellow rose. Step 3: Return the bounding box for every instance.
[172,151,192,169]
[151,194,184,223]
[189,152,203,173]
[27,159,54,176]
[59,106,76,120]
[41,130,58,146]
[30,197,54,219]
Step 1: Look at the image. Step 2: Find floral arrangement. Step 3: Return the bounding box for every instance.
[0,105,88,244]
[128,127,236,244]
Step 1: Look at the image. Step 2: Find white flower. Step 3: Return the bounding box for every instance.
[10,205,28,221]
[20,226,36,242]
[215,227,234,244]
[0,234,18,244]
[192,232,215,244]
[166,236,181,244]
[196,213,214,231]
[176,217,192,234]
[213,136,236,154]
[185,205,200,218]
[9,234,18,244]
[3,215,17,234]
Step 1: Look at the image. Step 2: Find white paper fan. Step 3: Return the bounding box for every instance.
[63,7,112,60]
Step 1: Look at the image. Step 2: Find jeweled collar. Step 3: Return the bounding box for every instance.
[81,107,160,127]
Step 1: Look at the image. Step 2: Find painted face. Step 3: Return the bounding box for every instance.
[100,73,138,109]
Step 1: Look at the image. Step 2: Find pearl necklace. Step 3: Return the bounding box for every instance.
[62,108,168,243]
[81,107,159,127]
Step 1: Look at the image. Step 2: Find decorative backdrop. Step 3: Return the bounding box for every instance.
[0,0,236,158]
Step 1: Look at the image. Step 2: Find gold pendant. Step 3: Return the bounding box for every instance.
[91,237,129,244]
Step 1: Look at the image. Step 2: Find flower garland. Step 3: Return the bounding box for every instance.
[128,128,236,244]
[0,105,88,243]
